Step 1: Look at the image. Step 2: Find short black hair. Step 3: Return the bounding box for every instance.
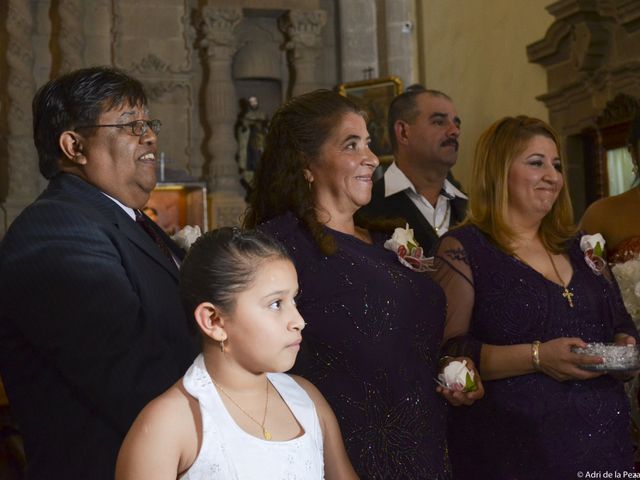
[387,88,452,152]
[32,66,148,179]
[179,227,292,335]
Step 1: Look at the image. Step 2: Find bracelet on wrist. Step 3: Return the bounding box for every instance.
[531,340,541,371]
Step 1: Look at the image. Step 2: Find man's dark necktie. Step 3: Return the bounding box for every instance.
[135,210,175,263]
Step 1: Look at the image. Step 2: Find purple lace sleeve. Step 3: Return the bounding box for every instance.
[430,235,483,365]
[441,335,483,366]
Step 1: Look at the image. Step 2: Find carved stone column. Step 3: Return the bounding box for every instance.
[384,0,417,86]
[197,6,245,228]
[55,0,84,74]
[3,0,39,233]
[279,9,327,98]
[113,1,196,179]
[337,1,378,82]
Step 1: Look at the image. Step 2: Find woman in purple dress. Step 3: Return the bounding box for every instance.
[432,116,639,479]
[244,90,482,479]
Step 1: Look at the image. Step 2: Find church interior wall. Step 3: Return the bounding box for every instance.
[418,0,554,190]
[4,1,632,236]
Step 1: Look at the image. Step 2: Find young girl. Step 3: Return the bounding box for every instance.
[115,228,357,479]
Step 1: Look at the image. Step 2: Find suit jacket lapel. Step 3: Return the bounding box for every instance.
[449,196,468,227]
[54,174,180,279]
[389,191,439,249]
[152,222,185,261]
[117,214,180,279]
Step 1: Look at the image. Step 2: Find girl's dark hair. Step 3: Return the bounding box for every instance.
[179,227,291,333]
[243,89,364,255]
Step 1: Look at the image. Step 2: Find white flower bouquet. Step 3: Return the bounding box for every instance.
[611,256,640,323]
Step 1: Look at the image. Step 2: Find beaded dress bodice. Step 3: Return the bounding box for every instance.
[435,225,637,479]
[260,212,449,479]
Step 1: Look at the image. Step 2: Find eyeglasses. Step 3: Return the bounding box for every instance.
[75,119,162,137]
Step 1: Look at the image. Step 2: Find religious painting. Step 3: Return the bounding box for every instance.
[337,76,403,165]
[145,182,208,235]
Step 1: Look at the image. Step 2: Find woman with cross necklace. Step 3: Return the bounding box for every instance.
[430,116,639,479]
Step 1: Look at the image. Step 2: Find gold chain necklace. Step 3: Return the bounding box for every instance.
[515,250,575,308]
[546,250,574,308]
[212,377,272,440]
[433,200,450,234]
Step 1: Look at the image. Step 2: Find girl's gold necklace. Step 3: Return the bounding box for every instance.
[212,377,272,440]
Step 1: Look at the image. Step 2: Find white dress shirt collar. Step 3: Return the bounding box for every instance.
[101,192,137,221]
[383,162,467,200]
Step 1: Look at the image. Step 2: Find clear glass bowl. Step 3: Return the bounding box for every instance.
[571,343,640,371]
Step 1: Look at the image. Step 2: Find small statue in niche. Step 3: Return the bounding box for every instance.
[235,96,269,193]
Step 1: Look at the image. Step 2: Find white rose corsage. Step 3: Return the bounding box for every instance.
[384,224,434,272]
[579,233,606,275]
[437,359,477,392]
[171,225,202,251]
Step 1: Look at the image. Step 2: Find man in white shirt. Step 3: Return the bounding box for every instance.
[359,87,467,252]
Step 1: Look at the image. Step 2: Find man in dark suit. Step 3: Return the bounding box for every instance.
[0,67,198,479]
[359,87,467,252]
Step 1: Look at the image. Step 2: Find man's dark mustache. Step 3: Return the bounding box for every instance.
[442,138,459,151]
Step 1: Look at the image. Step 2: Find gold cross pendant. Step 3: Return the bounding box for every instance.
[562,287,574,308]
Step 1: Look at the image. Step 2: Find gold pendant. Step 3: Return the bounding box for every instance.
[562,287,574,308]
[263,428,272,440]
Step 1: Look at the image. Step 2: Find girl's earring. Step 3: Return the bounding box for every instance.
[220,339,225,353]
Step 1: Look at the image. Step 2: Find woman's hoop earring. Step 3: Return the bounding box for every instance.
[220,339,225,353]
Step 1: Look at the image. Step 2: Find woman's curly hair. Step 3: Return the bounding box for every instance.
[243,89,366,255]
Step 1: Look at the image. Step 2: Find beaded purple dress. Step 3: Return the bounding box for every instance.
[260,212,449,479]
[434,225,638,479]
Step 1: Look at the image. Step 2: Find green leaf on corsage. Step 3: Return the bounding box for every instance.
[594,242,603,258]
[463,371,477,392]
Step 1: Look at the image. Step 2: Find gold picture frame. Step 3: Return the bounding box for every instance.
[337,76,403,165]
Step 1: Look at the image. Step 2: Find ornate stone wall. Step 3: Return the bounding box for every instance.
[113,0,197,177]
[3,0,39,229]
[0,0,420,235]
[339,0,379,81]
